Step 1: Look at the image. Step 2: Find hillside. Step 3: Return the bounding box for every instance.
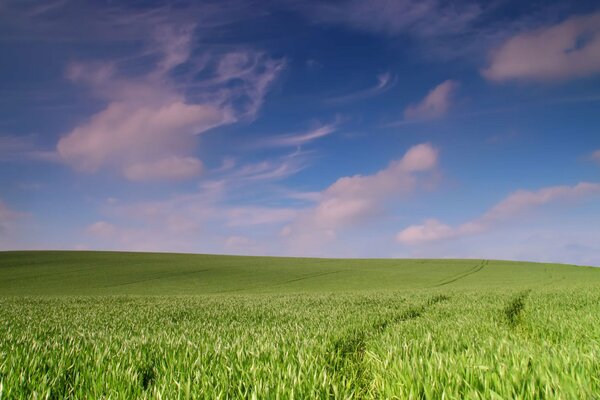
[1,251,598,295]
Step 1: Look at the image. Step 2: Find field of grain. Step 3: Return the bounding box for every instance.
[1,251,599,399]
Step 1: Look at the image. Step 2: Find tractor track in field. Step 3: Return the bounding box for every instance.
[326,294,450,399]
[279,270,342,285]
[102,268,212,289]
[432,260,488,287]
[211,270,343,294]
[0,265,102,284]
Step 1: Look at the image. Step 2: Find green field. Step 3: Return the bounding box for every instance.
[1,251,599,399]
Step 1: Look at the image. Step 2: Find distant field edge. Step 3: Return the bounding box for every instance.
[0,249,597,267]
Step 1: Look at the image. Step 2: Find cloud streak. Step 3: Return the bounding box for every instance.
[261,121,338,148]
[295,0,481,38]
[325,72,396,104]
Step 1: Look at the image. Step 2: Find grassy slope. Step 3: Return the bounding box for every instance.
[0,250,598,295]
[2,251,600,398]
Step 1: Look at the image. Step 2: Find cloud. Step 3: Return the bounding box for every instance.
[58,100,230,175]
[212,51,286,119]
[482,12,600,82]
[294,0,481,38]
[0,135,60,163]
[396,219,454,244]
[225,207,299,227]
[83,176,300,252]
[225,235,252,248]
[0,1,264,44]
[82,150,311,251]
[326,72,396,104]
[124,156,203,182]
[261,121,338,148]
[591,150,600,163]
[404,80,458,120]
[0,135,34,161]
[397,182,600,244]
[282,143,439,250]
[82,144,438,255]
[56,25,284,181]
[209,150,310,186]
[0,199,26,250]
[86,221,117,238]
[0,201,18,229]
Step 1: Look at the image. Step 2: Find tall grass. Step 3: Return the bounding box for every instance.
[1,252,600,398]
[1,289,599,398]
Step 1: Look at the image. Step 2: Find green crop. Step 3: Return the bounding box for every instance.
[0,251,599,399]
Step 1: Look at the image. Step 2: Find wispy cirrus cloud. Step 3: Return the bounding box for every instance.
[0,0,264,43]
[260,119,339,148]
[482,12,600,82]
[0,134,60,163]
[292,0,481,38]
[325,72,396,104]
[397,182,600,244]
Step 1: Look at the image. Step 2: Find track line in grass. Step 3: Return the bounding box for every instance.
[0,265,102,285]
[326,294,450,399]
[432,260,488,287]
[101,268,213,289]
[504,290,530,327]
[210,270,343,294]
[279,270,342,285]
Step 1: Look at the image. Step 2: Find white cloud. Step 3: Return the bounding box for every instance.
[397,182,600,244]
[404,80,458,120]
[58,101,230,174]
[396,219,454,244]
[81,144,438,255]
[82,156,309,252]
[56,26,284,181]
[482,12,600,82]
[282,143,439,250]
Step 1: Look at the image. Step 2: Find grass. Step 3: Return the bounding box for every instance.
[0,250,599,399]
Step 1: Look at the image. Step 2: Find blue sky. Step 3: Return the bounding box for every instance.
[1,0,600,264]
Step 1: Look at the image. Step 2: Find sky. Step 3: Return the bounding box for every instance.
[1,0,600,265]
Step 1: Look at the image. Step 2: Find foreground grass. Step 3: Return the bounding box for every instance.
[0,251,599,399]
